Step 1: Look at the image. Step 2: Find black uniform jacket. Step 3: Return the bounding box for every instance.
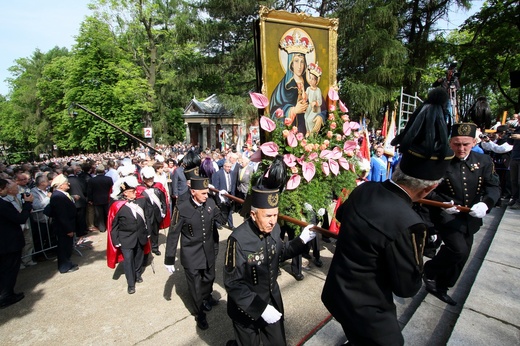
[0,198,31,254]
[428,152,500,234]
[224,219,307,328]
[110,197,151,249]
[164,197,224,269]
[322,181,427,346]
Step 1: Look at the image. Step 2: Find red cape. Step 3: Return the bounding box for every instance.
[136,182,171,229]
[106,199,151,269]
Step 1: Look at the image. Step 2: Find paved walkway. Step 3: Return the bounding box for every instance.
[1,205,517,345]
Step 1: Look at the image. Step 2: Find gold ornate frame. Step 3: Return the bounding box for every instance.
[258,5,339,114]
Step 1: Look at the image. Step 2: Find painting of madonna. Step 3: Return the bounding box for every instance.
[268,27,327,135]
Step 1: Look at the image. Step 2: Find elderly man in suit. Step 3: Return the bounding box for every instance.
[87,165,113,232]
[211,160,236,229]
[0,178,33,309]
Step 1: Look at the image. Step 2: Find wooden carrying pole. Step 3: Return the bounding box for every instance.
[209,189,470,239]
[209,188,338,238]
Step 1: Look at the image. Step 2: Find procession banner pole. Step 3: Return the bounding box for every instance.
[209,187,338,238]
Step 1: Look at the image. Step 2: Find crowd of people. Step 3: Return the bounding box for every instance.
[1,105,519,345]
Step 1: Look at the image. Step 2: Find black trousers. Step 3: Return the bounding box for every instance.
[232,319,286,346]
[120,243,144,287]
[93,204,109,232]
[184,264,215,315]
[280,226,301,275]
[149,219,160,251]
[338,319,403,346]
[75,207,88,237]
[0,250,22,299]
[57,232,74,273]
[424,229,474,289]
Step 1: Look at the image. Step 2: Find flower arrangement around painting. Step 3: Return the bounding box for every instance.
[249,89,361,229]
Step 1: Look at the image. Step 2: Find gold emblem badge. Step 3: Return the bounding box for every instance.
[203,179,209,188]
[267,193,279,207]
[457,124,472,136]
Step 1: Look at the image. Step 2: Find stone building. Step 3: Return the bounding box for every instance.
[183,94,240,150]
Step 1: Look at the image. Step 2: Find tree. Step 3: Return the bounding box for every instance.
[456,0,520,113]
[62,17,154,153]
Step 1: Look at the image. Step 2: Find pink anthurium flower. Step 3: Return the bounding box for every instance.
[302,162,316,182]
[343,121,361,136]
[343,140,358,152]
[260,116,276,132]
[332,146,343,159]
[320,149,334,159]
[339,100,349,113]
[308,152,318,161]
[329,159,339,175]
[259,142,279,157]
[322,161,330,176]
[338,157,350,170]
[283,154,297,167]
[249,92,269,109]
[286,174,301,190]
[287,132,297,147]
[328,87,339,101]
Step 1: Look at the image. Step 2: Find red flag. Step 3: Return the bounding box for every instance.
[381,110,389,138]
[360,131,370,160]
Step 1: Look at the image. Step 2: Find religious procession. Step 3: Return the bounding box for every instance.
[1,2,519,346]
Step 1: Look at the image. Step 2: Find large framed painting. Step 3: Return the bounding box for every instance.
[257,6,339,136]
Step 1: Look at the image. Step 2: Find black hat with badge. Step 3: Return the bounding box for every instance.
[392,87,455,180]
[251,187,279,209]
[190,177,209,190]
[451,122,477,138]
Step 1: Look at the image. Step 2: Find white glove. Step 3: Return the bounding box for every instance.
[208,184,215,189]
[261,304,282,324]
[165,265,176,274]
[443,200,460,215]
[303,202,313,211]
[299,224,316,244]
[219,189,228,203]
[317,208,326,216]
[469,202,488,219]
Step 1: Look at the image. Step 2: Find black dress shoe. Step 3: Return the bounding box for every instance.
[291,273,304,281]
[196,313,209,330]
[153,250,161,256]
[202,300,212,312]
[61,266,79,274]
[0,292,24,309]
[426,287,457,306]
[136,277,143,283]
[313,258,323,267]
[422,276,437,291]
[128,286,136,294]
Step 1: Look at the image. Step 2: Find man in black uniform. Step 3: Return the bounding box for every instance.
[224,187,316,346]
[108,176,152,294]
[164,177,225,330]
[424,122,500,305]
[322,87,454,346]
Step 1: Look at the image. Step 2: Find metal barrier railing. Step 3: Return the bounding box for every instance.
[22,208,57,260]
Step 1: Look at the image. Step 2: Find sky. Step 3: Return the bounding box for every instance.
[0,0,484,97]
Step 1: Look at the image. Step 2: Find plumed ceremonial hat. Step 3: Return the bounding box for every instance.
[393,87,454,180]
[190,177,209,190]
[251,187,279,209]
[141,166,155,179]
[451,122,477,138]
[184,167,199,180]
[120,176,139,192]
